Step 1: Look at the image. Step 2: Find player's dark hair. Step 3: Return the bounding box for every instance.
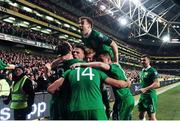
[79,16,93,28]
[98,51,112,60]
[73,44,86,54]
[141,54,150,60]
[55,41,72,56]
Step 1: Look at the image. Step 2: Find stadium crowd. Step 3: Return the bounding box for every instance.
[0,49,54,92]
[0,22,60,45]
[1,1,179,119]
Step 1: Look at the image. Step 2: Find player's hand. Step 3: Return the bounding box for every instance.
[139,88,148,93]
[127,80,132,88]
[113,61,119,65]
[45,63,52,71]
[70,63,81,69]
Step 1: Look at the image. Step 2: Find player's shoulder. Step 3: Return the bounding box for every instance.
[149,67,158,75]
[149,67,157,72]
[91,67,105,75]
[110,63,123,70]
[92,29,102,36]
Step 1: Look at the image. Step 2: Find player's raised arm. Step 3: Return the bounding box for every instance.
[105,77,131,88]
[110,40,119,64]
[47,77,65,94]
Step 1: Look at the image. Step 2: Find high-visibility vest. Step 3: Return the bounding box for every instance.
[0,79,10,96]
[10,75,28,109]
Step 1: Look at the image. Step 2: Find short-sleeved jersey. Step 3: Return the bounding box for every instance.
[82,29,113,56]
[57,59,83,100]
[62,59,83,71]
[50,59,83,116]
[0,60,8,70]
[140,67,159,94]
[62,67,108,111]
[106,64,132,99]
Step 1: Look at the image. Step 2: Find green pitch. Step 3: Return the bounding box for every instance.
[132,84,180,120]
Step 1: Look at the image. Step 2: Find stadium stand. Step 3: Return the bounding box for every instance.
[0,0,179,120]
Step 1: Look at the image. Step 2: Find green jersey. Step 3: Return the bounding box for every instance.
[82,29,114,59]
[63,67,108,111]
[57,59,83,104]
[49,59,82,119]
[140,66,159,94]
[0,60,8,70]
[106,64,132,98]
[106,64,134,120]
[138,66,159,113]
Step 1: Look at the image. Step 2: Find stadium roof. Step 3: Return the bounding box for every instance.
[50,0,180,46]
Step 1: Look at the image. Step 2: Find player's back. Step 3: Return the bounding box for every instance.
[63,67,107,112]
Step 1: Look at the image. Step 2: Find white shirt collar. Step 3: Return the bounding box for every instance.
[142,65,151,71]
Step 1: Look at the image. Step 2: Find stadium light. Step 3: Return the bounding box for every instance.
[64,23,70,28]
[46,16,54,21]
[106,9,114,16]
[37,26,41,29]
[86,0,94,2]
[8,17,15,21]
[46,29,51,32]
[55,19,62,25]
[34,11,43,17]
[162,34,170,43]
[118,17,128,26]
[100,5,106,11]
[71,26,77,31]
[9,2,18,7]
[3,19,13,23]
[17,23,28,28]
[41,30,51,34]
[22,6,32,13]
[130,0,141,6]
[22,21,29,25]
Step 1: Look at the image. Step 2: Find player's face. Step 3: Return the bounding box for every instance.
[86,53,94,62]
[99,55,109,64]
[140,57,150,67]
[73,48,85,60]
[79,19,91,35]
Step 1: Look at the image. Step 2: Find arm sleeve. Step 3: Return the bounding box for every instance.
[151,69,159,81]
[97,32,112,45]
[98,70,108,82]
[0,60,8,70]
[23,78,35,106]
[61,69,71,79]
[109,64,127,80]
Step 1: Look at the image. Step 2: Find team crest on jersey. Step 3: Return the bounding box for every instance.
[142,72,148,78]
[154,71,158,75]
[99,33,103,38]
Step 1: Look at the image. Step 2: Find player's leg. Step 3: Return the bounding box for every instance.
[119,96,135,120]
[70,110,88,120]
[112,100,121,120]
[91,109,107,120]
[101,89,111,119]
[139,111,146,120]
[138,98,147,120]
[147,112,157,121]
[147,95,157,121]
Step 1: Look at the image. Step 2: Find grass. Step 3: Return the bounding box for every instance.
[131,84,180,120]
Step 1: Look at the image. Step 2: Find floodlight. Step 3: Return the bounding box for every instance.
[118,17,128,26]
[162,35,170,42]
[100,5,106,11]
